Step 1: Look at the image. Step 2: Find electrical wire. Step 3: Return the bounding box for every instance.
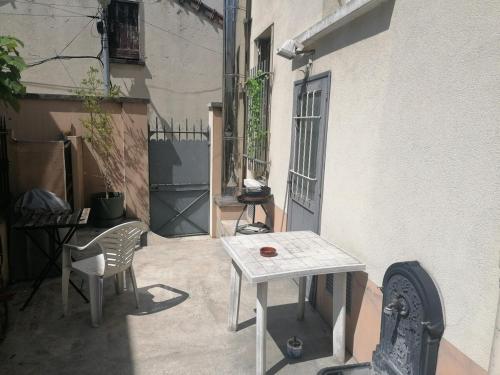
[11,0,98,18]
[17,4,222,74]
[58,16,95,55]
[144,20,222,55]
[26,11,102,68]
[15,1,99,9]
[57,57,77,87]
[0,12,94,18]
[27,55,103,68]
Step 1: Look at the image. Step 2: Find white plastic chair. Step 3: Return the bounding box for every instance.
[62,221,148,327]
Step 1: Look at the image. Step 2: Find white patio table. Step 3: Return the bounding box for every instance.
[222,231,366,375]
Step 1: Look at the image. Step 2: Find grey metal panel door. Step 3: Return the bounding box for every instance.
[149,124,210,237]
[287,73,330,233]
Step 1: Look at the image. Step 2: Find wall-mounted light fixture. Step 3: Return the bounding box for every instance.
[276,39,304,60]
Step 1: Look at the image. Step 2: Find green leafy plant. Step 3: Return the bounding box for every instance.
[0,36,26,111]
[245,71,269,159]
[75,66,121,197]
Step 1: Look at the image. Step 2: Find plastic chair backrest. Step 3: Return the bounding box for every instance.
[95,221,148,277]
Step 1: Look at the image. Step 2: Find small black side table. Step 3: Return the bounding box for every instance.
[13,208,91,310]
[234,194,273,235]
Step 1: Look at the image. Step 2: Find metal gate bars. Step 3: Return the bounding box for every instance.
[290,89,321,205]
[149,118,210,237]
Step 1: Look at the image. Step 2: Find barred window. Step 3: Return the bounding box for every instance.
[244,36,271,180]
[108,1,140,61]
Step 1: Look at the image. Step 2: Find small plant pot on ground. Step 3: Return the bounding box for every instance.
[91,192,124,228]
[286,336,303,359]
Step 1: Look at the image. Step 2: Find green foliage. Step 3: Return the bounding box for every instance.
[0,36,26,112]
[245,71,268,159]
[75,66,121,195]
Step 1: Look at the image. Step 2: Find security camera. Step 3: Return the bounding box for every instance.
[276,39,304,59]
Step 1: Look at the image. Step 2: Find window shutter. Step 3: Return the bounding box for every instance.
[108,1,140,60]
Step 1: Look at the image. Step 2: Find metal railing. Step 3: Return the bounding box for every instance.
[149,117,209,141]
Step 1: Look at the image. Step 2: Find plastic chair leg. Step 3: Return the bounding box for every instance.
[89,275,103,327]
[128,266,140,309]
[114,272,126,295]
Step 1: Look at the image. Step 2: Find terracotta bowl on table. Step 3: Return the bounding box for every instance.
[260,246,277,257]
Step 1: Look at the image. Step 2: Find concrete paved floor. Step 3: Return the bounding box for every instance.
[0,234,345,375]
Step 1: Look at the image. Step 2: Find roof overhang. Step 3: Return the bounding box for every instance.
[294,0,389,47]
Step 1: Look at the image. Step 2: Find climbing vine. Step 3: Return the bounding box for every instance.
[245,71,269,159]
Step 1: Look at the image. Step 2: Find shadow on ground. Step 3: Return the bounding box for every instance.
[0,236,342,374]
[132,283,189,315]
[238,303,334,375]
[0,274,190,375]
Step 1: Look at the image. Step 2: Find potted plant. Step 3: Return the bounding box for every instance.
[76,67,123,227]
[286,336,303,359]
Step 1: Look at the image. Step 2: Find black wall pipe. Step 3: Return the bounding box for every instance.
[222,0,238,194]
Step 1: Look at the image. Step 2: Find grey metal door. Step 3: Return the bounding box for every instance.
[149,121,210,237]
[287,72,330,233]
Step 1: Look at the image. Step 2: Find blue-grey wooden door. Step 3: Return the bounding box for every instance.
[149,123,210,237]
[287,72,331,234]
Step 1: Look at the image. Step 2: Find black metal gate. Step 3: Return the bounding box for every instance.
[149,119,210,237]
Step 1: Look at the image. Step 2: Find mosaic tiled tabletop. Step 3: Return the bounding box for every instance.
[222,231,365,283]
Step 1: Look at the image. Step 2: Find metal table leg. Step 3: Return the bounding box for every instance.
[256,282,268,375]
[234,204,248,235]
[332,272,347,363]
[297,276,307,320]
[228,260,242,331]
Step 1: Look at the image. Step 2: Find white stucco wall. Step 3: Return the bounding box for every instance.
[0,0,222,126]
[251,0,500,370]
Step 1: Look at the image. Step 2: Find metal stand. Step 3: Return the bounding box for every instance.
[234,194,272,235]
[20,227,88,310]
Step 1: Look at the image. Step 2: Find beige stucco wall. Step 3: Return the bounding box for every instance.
[2,96,149,224]
[0,0,222,126]
[209,103,223,237]
[250,0,500,371]
[8,138,67,201]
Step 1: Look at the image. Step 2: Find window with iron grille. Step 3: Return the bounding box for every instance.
[244,37,271,180]
[290,89,322,204]
[108,1,140,61]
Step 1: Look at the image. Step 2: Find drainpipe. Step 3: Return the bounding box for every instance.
[101,8,111,95]
[98,0,111,95]
[222,0,238,195]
